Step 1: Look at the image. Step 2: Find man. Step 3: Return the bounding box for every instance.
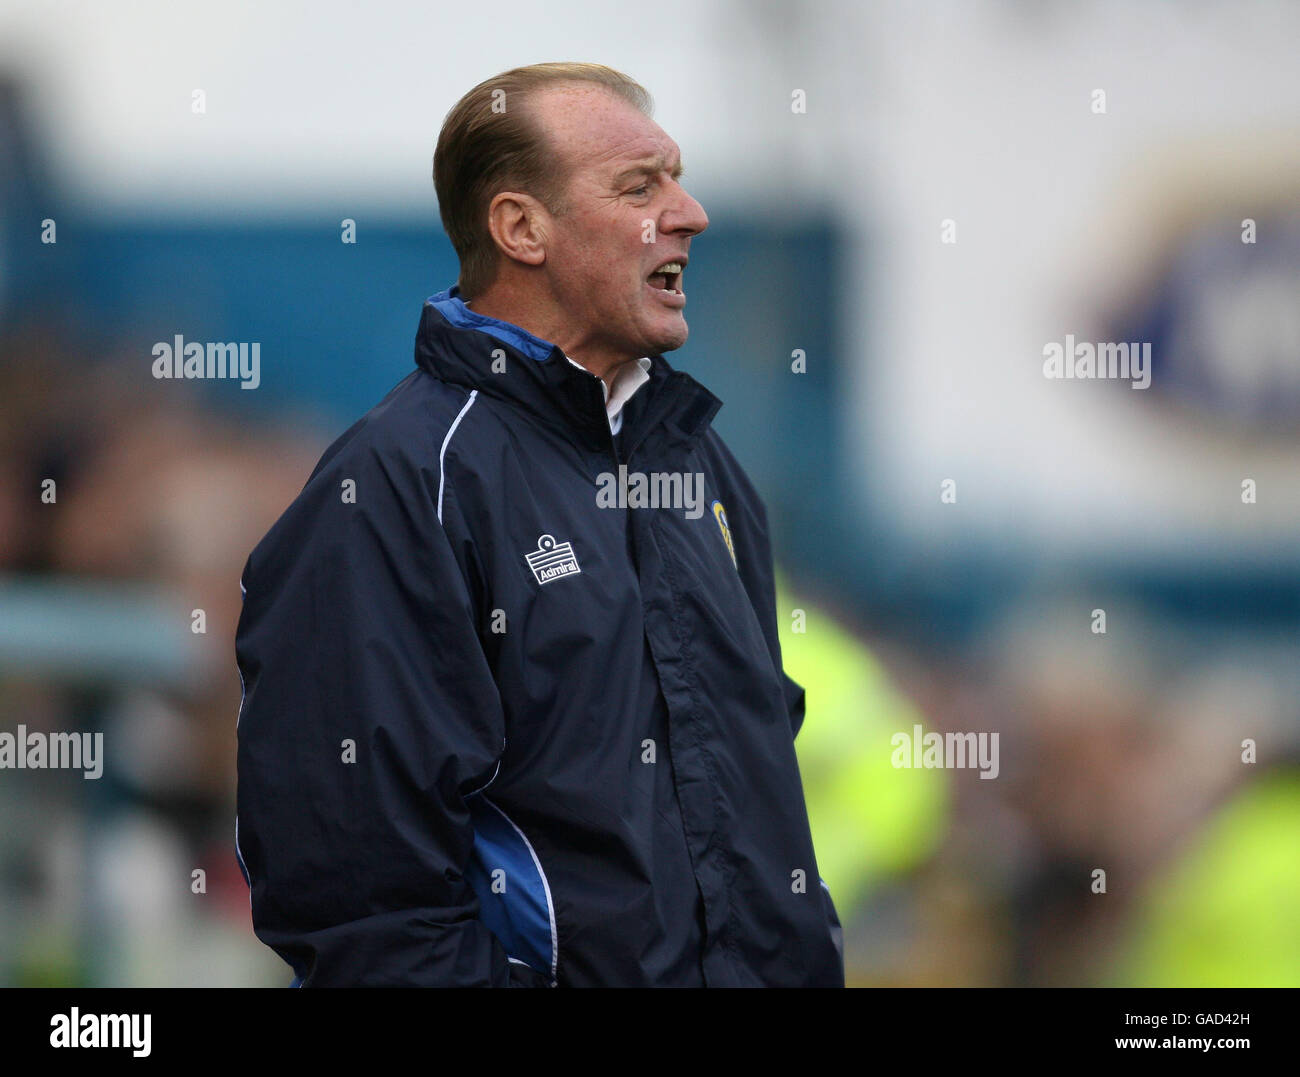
[235,62,844,987]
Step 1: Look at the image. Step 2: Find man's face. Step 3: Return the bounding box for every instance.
[530,84,709,361]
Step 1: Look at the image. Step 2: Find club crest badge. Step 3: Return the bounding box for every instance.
[711,500,737,570]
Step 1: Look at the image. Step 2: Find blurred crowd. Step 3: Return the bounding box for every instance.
[0,327,324,985]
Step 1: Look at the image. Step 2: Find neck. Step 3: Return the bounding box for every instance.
[466,280,631,388]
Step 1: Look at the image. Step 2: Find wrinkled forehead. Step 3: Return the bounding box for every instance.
[529,83,677,182]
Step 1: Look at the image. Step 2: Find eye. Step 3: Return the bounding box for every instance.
[628,184,650,196]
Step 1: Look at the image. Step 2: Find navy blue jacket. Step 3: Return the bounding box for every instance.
[234,287,845,987]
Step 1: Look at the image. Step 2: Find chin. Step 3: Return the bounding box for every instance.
[648,321,689,355]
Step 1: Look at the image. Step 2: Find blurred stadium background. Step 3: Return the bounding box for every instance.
[1,0,1298,986]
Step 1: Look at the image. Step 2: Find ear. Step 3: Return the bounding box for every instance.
[486,191,548,268]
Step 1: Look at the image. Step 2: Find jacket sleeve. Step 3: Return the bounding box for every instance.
[234,425,532,987]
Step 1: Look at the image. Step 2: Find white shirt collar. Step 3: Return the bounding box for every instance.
[565,354,652,435]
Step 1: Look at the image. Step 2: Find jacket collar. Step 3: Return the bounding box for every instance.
[415,286,722,456]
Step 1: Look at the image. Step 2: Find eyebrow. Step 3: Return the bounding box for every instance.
[612,157,685,186]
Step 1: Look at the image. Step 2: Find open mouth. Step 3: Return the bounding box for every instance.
[646,258,686,296]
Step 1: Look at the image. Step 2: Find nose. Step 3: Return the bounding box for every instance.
[665,181,709,238]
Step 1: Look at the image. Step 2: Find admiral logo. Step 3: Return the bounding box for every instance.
[525,534,582,585]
